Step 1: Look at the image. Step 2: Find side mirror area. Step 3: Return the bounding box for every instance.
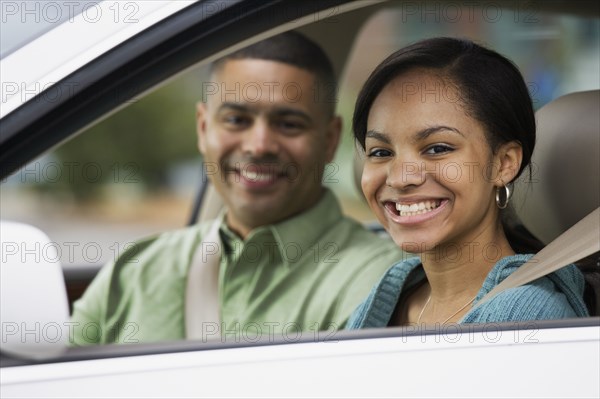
[1,221,70,360]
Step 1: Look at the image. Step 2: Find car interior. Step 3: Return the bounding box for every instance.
[513,89,600,315]
[190,88,600,314]
[1,1,599,364]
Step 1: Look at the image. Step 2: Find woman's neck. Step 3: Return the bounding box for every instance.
[420,222,515,302]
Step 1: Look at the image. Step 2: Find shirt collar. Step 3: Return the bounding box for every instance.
[218,188,343,267]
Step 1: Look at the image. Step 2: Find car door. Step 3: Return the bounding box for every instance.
[1,1,599,398]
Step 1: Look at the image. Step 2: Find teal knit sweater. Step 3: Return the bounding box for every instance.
[347,254,589,329]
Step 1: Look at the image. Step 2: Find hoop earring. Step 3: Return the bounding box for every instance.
[496,183,512,209]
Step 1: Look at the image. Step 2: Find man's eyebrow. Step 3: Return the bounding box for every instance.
[217,103,312,122]
[270,107,312,122]
[365,130,392,144]
[414,125,464,142]
[217,102,255,114]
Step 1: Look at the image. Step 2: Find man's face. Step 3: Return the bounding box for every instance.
[197,59,341,238]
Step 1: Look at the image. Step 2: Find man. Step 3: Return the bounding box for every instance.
[70,31,403,345]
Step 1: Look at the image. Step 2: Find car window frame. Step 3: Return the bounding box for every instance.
[1,0,599,372]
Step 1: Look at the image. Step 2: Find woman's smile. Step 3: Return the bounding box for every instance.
[382,198,449,225]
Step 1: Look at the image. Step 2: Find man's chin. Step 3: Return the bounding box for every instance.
[232,203,290,225]
[224,188,323,229]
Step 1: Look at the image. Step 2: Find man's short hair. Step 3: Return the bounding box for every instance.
[210,31,338,116]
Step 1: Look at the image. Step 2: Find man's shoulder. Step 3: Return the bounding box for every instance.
[146,223,207,247]
[110,223,208,276]
[310,216,404,278]
[330,216,401,253]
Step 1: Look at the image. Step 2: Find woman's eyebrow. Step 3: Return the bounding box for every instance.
[414,125,464,142]
[365,130,391,144]
[366,126,463,144]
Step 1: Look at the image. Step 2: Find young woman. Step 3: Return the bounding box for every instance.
[348,37,589,328]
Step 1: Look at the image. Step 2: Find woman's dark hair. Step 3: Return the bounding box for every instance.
[353,37,541,252]
[353,37,536,181]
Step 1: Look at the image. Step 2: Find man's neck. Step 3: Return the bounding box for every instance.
[224,189,327,240]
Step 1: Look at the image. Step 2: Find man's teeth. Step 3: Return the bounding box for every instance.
[395,200,441,216]
[241,170,275,182]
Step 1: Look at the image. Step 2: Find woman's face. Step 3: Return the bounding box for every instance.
[362,69,505,254]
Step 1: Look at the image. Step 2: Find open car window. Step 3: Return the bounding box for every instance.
[3,1,598,268]
[1,1,599,397]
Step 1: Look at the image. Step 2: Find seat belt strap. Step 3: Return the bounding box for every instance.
[185,218,222,340]
[477,207,599,306]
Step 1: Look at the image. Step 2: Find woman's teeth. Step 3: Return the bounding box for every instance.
[395,200,441,216]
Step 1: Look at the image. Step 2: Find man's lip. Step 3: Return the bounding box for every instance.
[226,164,287,176]
[224,165,288,189]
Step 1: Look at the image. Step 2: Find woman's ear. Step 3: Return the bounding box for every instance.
[494,140,523,186]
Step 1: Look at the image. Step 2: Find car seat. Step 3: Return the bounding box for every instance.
[513,90,600,316]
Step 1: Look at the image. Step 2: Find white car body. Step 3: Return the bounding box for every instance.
[1,324,598,398]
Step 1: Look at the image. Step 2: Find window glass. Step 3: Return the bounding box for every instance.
[331,4,600,220]
[1,66,211,266]
[2,3,598,269]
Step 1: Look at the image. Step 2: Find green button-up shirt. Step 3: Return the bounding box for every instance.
[70,190,404,345]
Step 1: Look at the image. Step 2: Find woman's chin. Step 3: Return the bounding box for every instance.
[395,239,424,254]
[392,233,439,254]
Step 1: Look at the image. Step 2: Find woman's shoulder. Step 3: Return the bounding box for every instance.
[346,257,423,329]
[385,256,423,279]
[465,254,589,323]
[373,257,424,299]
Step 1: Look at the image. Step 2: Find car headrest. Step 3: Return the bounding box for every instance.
[514,90,600,244]
[0,221,70,359]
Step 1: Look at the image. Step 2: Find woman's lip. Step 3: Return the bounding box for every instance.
[383,199,449,225]
[392,197,444,205]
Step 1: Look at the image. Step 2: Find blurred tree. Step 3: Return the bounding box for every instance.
[51,77,202,200]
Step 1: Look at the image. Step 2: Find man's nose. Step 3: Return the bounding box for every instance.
[241,120,279,156]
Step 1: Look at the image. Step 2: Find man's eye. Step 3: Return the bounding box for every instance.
[276,119,305,133]
[424,144,453,155]
[222,114,250,128]
[367,149,392,158]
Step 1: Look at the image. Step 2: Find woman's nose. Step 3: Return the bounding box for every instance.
[386,157,426,189]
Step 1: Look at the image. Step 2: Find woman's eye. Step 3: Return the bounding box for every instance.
[367,149,392,158]
[424,144,453,155]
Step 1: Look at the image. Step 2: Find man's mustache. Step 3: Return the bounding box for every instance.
[222,157,291,176]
